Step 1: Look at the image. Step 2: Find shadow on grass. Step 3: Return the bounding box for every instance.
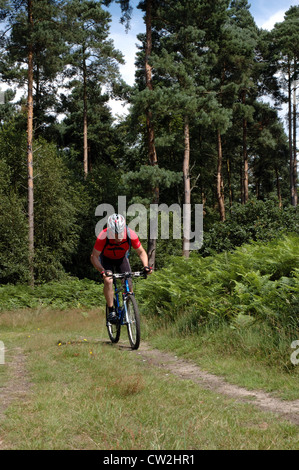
[55,337,133,351]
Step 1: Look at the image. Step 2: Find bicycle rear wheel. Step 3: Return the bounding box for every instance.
[126,294,141,350]
[106,300,121,344]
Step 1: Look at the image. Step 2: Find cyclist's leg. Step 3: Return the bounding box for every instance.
[100,255,114,308]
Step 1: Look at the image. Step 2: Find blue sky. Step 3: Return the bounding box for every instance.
[107,0,297,116]
[2,0,295,116]
[249,0,296,28]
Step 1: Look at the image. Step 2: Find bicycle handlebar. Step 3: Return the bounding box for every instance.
[107,271,148,279]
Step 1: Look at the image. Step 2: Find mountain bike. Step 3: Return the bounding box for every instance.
[105,270,147,350]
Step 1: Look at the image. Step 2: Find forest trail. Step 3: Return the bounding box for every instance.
[0,347,31,449]
[134,342,299,426]
[1,339,299,448]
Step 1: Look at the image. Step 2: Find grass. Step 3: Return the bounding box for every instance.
[0,307,299,450]
[135,234,299,401]
[0,277,100,311]
[147,321,299,401]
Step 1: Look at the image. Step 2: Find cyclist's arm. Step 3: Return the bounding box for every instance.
[135,245,149,268]
[90,247,105,273]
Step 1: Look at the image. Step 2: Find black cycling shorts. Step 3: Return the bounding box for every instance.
[100,255,133,290]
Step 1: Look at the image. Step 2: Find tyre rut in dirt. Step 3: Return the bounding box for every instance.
[106,302,121,343]
[126,295,141,350]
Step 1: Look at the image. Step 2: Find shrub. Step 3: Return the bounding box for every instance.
[200,198,298,256]
[0,278,101,311]
[137,234,299,337]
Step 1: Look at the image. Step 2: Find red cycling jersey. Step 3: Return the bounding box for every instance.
[94,227,141,260]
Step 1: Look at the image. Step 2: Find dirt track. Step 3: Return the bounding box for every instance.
[136,342,299,426]
[1,339,299,444]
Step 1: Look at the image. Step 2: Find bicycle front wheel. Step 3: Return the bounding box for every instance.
[106,302,121,344]
[126,295,141,350]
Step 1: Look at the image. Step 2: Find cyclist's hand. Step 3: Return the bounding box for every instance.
[101,270,112,279]
[143,266,152,275]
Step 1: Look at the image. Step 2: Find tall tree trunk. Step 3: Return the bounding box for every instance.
[226,157,233,210]
[27,0,34,287]
[240,159,244,203]
[255,179,260,199]
[83,53,88,178]
[35,62,40,135]
[292,72,297,206]
[145,0,158,269]
[217,130,225,222]
[183,115,191,258]
[275,167,282,209]
[242,90,249,203]
[288,61,295,206]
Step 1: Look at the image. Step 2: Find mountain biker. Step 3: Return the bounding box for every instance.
[90,213,152,324]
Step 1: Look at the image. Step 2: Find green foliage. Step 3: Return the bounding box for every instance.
[0,0,298,286]
[0,277,100,310]
[33,139,83,282]
[0,162,29,283]
[0,136,29,283]
[122,164,182,206]
[0,122,84,283]
[137,235,299,337]
[1,0,68,131]
[272,6,299,61]
[201,198,298,256]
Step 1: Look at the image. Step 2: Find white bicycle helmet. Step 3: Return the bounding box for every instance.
[107,213,126,234]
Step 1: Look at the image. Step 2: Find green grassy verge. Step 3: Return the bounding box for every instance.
[146,322,299,401]
[137,234,299,399]
[0,235,298,449]
[0,308,298,450]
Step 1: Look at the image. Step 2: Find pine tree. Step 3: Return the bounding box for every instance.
[227,0,259,204]
[149,0,231,227]
[1,0,67,286]
[133,0,159,268]
[62,0,124,177]
[250,102,289,205]
[58,80,122,171]
[272,6,299,206]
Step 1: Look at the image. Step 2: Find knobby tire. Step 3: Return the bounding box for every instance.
[126,294,141,350]
[106,300,121,344]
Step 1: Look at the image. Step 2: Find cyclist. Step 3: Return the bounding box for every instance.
[91,213,152,324]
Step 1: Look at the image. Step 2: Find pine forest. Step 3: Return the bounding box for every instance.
[0,0,298,286]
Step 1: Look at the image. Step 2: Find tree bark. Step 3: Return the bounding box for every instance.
[288,61,295,206]
[217,130,225,222]
[226,157,233,210]
[183,116,191,257]
[292,72,297,206]
[242,90,249,204]
[275,167,282,209]
[83,52,88,178]
[27,0,34,287]
[145,0,158,269]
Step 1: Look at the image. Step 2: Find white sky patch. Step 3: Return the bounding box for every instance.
[107,98,131,121]
[260,10,286,30]
[107,31,141,121]
[113,32,140,87]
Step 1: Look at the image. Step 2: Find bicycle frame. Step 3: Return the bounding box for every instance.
[110,271,146,325]
[106,271,146,349]
[113,277,130,325]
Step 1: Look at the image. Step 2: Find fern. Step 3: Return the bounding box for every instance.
[0,278,101,310]
[138,235,299,335]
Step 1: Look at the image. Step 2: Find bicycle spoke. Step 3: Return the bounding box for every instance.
[105,272,145,350]
[106,301,121,343]
[126,295,140,350]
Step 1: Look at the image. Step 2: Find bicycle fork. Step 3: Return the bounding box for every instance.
[122,293,129,325]
[123,293,135,326]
